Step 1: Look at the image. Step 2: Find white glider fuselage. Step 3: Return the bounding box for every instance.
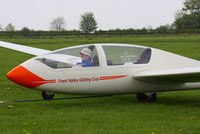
[6,43,200,95]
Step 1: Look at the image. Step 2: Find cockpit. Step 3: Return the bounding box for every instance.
[35,44,152,69]
[102,45,151,66]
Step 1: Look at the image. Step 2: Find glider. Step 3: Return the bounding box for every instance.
[1,41,200,102]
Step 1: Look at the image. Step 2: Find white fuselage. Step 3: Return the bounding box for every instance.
[20,57,200,95]
[6,43,200,95]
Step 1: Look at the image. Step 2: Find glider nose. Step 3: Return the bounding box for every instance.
[7,65,56,88]
[7,65,33,88]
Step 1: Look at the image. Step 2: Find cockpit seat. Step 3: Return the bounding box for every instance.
[92,55,99,66]
[134,48,151,64]
[107,59,113,65]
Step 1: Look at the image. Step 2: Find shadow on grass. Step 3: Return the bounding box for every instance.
[39,95,136,108]
[156,95,200,108]
[38,94,200,109]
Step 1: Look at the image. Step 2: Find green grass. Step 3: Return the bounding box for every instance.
[1,34,200,134]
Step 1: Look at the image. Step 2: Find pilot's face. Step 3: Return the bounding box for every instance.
[80,53,90,62]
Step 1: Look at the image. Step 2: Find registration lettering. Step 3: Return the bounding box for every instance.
[57,75,127,83]
[58,77,99,83]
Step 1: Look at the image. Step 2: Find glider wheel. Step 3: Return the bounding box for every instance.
[42,91,55,100]
[137,92,157,102]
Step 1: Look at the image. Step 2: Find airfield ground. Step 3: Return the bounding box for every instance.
[0,34,200,134]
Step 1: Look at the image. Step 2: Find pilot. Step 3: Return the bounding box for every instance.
[77,48,93,67]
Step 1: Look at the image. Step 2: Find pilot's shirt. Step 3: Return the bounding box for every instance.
[77,61,93,67]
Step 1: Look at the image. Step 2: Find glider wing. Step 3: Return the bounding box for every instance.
[133,67,200,83]
[0,41,51,56]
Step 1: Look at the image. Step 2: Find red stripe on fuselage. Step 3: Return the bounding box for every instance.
[100,75,128,80]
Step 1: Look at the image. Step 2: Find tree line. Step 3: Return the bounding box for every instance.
[0,0,199,37]
[0,12,98,35]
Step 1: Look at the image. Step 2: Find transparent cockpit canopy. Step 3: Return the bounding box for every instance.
[35,45,99,69]
[102,45,151,66]
[35,44,151,69]
[35,58,73,69]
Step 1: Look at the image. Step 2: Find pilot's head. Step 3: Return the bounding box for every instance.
[80,48,92,62]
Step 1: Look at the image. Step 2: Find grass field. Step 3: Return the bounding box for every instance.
[0,34,200,134]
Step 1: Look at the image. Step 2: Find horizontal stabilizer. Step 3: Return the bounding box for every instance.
[0,41,51,56]
[133,67,200,83]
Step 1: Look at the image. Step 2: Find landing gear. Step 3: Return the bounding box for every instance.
[137,92,157,102]
[42,91,55,100]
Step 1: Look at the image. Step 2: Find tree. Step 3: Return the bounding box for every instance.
[175,14,199,30]
[79,12,98,34]
[182,0,200,15]
[146,25,153,32]
[0,24,3,31]
[50,17,66,31]
[155,24,173,33]
[20,27,31,36]
[5,23,15,31]
[175,10,186,20]
[174,0,200,30]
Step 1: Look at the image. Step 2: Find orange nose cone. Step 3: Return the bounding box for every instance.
[7,65,56,88]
